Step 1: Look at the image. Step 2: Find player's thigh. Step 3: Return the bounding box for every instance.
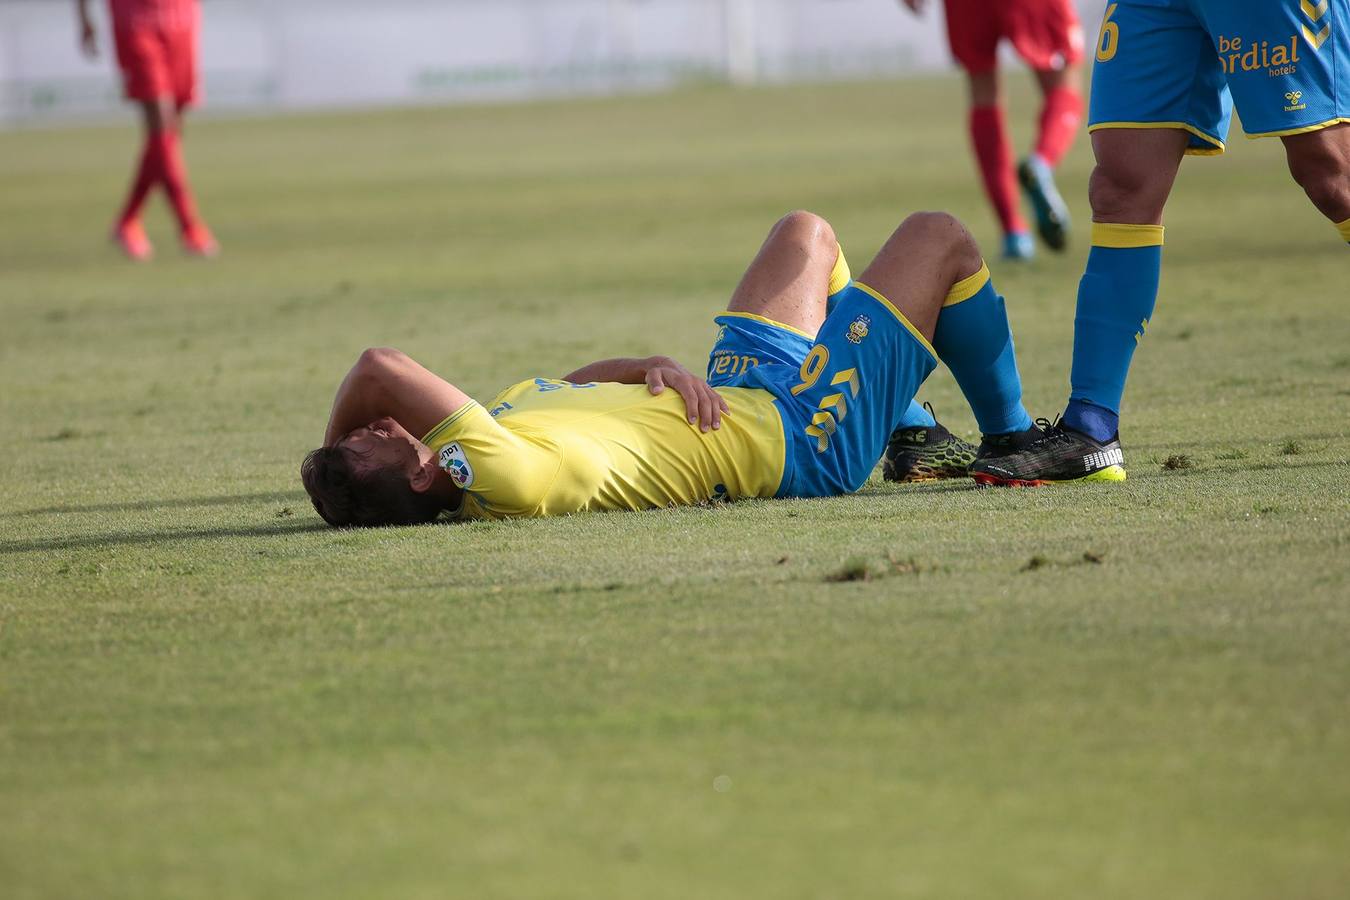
[1282,120,1350,178]
[139,96,177,133]
[778,285,937,495]
[942,0,1001,74]
[725,211,836,337]
[1088,126,1189,223]
[1281,121,1350,218]
[1088,0,1230,155]
[1195,0,1350,140]
[1006,0,1085,71]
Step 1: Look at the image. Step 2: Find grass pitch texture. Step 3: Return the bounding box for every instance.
[2,78,1348,899]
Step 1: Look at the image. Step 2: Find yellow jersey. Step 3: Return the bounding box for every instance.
[420,378,786,520]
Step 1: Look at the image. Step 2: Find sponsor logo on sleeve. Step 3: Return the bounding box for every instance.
[438,441,475,488]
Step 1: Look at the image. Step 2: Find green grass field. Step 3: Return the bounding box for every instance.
[2,77,1348,898]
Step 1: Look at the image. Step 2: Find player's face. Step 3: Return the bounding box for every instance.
[339,417,427,481]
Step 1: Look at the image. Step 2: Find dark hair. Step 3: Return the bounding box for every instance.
[300,446,443,527]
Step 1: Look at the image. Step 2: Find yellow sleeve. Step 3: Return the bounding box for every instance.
[421,401,561,516]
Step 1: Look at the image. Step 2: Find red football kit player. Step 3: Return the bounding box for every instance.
[901,0,1084,260]
[77,0,217,260]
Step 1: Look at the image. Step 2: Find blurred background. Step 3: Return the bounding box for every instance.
[0,0,1106,127]
[6,5,1350,899]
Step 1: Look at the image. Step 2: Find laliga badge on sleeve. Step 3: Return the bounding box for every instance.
[438,441,475,488]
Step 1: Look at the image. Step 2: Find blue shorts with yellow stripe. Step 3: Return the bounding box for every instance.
[706,286,938,499]
[1089,0,1350,153]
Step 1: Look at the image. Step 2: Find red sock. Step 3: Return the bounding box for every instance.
[154,130,202,232]
[1034,85,1084,167]
[118,135,163,226]
[969,104,1026,236]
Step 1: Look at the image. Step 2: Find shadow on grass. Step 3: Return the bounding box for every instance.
[1,490,309,519]
[0,520,330,555]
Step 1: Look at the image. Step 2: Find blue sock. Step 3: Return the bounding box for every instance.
[932,263,1034,435]
[895,400,936,429]
[1063,223,1164,442]
[1064,398,1119,441]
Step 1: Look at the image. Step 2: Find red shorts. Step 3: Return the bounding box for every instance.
[941,0,1084,74]
[113,23,199,107]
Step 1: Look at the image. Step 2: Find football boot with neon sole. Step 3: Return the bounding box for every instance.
[882,410,978,483]
[969,418,1127,486]
[1001,231,1035,261]
[112,219,153,262]
[1018,155,1070,252]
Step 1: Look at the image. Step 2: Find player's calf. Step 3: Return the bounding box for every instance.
[1282,125,1350,241]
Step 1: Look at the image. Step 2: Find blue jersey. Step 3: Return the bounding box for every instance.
[1088,0,1350,153]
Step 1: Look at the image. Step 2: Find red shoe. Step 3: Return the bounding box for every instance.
[182,222,219,258]
[112,219,154,261]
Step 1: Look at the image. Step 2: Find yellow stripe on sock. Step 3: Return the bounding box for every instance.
[1337,217,1350,243]
[1092,222,1164,249]
[828,243,852,296]
[943,261,991,307]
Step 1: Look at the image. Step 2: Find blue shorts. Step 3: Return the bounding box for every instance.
[1089,0,1350,153]
[706,286,938,499]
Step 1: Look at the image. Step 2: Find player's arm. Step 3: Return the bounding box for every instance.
[75,0,98,58]
[562,355,729,431]
[323,348,472,447]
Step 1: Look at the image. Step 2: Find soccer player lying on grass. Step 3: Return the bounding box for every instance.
[301,211,1041,526]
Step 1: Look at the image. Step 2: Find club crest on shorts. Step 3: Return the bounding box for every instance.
[438,441,474,488]
[846,314,871,345]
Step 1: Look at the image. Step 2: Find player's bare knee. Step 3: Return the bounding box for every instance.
[1286,154,1350,220]
[1089,163,1165,222]
[900,211,978,269]
[967,71,1000,106]
[354,347,407,383]
[769,210,836,256]
[142,97,177,133]
[1298,172,1350,219]
[899,210,960,236]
